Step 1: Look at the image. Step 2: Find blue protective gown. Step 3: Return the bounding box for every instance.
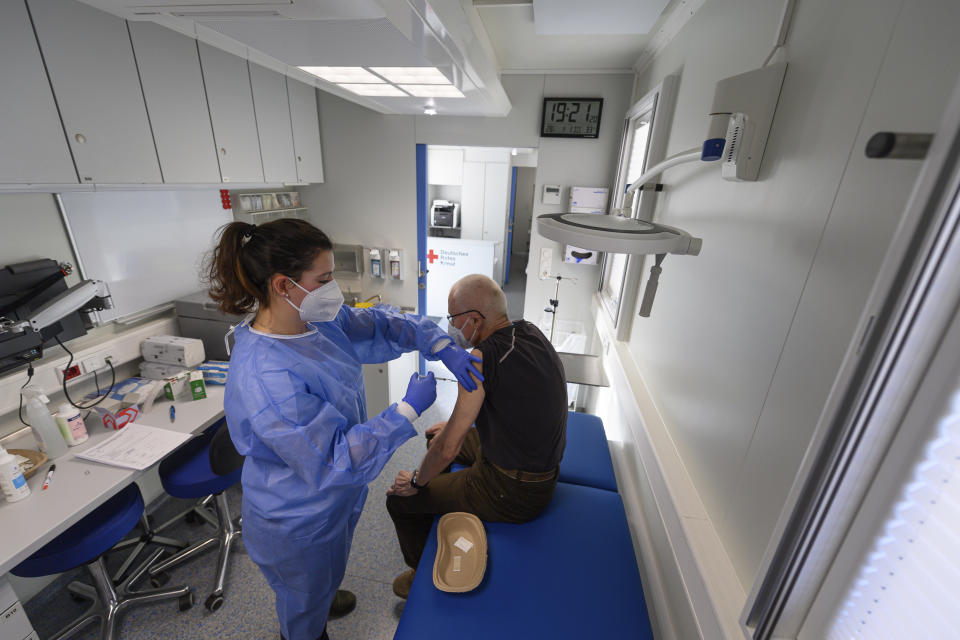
[224,305,448,640]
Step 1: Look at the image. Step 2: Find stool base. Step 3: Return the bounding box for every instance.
[55,549,192,640]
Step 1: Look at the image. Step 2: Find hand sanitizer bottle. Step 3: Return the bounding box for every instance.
[21,389,68,460]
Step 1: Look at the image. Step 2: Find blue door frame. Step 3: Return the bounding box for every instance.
[505,166,518,285]
[416,144,428,375]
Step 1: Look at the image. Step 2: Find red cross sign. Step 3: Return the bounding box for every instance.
[427,249,439,264]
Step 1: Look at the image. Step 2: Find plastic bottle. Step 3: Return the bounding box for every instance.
[21,389,68,460]
[0,444,31,502]
[55,402,88,446]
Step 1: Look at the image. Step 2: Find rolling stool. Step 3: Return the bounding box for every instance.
[11,484,194,640]
[148,420,243,612]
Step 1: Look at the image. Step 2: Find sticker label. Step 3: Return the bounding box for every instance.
[453,536,473,553]
[453,556,461,572]
[12,471,26,489]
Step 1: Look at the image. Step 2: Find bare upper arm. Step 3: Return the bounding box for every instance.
[436,349,485,460]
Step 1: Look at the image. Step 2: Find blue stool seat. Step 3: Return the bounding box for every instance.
[451,412,618,492]
[13,484,143,578]
[395,482,654,639]
[560,411,618,492]
[159,422,242,499]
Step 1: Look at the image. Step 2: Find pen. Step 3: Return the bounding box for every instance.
[170,405,176,423]
[42,464,56,491]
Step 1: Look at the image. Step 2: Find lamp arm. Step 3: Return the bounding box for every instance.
[620,147,704,215]
[22,279,113,333]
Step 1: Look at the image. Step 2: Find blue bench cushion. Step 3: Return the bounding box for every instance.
[13,483,144,577]
[395,482,654,640]
[560,411,617,491]
[451,412,617,492]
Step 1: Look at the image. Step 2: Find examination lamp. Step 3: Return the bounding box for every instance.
[536,62,788,316]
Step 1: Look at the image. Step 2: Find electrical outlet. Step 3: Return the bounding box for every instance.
[58,364,82,384]
[82,351,110,374]
[539,248,553,280]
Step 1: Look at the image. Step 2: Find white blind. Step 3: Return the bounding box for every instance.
[827,386,960,638]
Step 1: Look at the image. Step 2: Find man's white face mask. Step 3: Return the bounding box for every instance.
[446,313,480,349]
[285,279,343,323]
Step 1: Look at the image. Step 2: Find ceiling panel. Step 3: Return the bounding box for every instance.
[532,0,670,35]
[477,5,646,71]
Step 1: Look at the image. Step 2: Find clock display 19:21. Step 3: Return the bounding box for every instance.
[541,98,603,138]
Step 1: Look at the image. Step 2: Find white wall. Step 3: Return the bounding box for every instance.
[301,92,419,309]
[624,0,960,592]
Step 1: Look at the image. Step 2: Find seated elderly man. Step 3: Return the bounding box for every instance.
[386,274,567,598]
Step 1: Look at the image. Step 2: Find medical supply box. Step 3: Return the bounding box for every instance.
[174,291,245,360]
[141,335,205,367]
[1,576,37,640]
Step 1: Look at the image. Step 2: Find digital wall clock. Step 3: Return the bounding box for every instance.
[540,98,603,138]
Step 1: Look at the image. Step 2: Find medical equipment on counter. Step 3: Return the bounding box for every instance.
[20,389,68,460]
[370,249,384,278]
[141,335,205,367]
[0,445,31,502]
[430,200,461,228]
[0,260,111,374]
[55,402,88,446]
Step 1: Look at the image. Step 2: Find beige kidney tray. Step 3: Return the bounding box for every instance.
[433,512,487,593]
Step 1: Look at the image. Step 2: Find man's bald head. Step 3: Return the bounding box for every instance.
[449,274,507,320]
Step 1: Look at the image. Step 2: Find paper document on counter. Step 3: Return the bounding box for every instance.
[74,422,191,470]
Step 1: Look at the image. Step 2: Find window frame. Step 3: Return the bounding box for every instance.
[599,75,678,339]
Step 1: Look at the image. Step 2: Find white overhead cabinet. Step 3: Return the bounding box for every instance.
[198,43,265,184]
[0,2,77,185]
[427,148,464,185]
[250,64,298,184]
[28,0,161,184]
[128,23,220,184]
[287,80,325,184]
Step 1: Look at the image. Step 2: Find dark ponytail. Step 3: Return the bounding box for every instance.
[206,218,333,315]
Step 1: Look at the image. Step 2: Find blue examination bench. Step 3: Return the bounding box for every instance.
[394,480,654,640]
[450,410,619,492]
[560,411,618,492]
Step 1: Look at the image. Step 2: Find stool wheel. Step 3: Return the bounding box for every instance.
[205,592,225,612]
[150,572,171,588]
[178,591,195,612]
[184,511,201,525]
[69,592,87,604]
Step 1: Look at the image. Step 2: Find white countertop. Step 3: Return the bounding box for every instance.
[0,385,225,576]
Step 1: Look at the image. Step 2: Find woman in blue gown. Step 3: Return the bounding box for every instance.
[207,219,481,640]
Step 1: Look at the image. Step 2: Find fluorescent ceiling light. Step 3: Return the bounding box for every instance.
[337,84,409,97]
[424,107,438,116]
[299,67,383,84]
[400,84,466,98]
[370,67,451,85]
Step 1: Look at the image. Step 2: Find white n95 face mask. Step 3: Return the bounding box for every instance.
[285,279,343,323]
[446,318,477,350]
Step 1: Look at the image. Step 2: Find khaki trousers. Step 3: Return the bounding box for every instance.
[386,429,557,570]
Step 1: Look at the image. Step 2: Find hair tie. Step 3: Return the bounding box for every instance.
[241,224,257,243]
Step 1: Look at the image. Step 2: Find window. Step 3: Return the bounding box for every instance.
[598,76,677,338]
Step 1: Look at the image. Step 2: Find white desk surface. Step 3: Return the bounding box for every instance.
[0,386,225,576]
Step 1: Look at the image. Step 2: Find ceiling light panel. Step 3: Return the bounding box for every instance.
[399,84,466,98]
[370,67,451,85]
[299,66,383,83]
[337,84,409,97]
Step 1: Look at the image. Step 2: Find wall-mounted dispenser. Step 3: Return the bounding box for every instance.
[388,250,403,280]
[332,244,363,278]
[369,248,383,279]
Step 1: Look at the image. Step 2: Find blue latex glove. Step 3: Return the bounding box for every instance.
[437,344,484,392]
[402,372,437,415]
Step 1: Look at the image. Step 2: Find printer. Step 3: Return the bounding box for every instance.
[430,200,460,228]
